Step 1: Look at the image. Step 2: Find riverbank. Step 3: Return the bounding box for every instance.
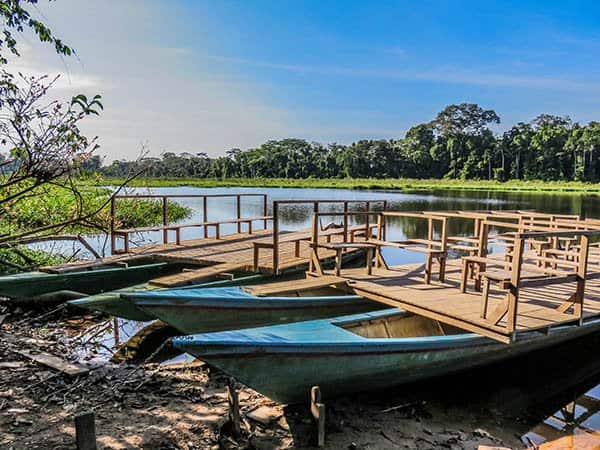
[99,177,600,194]
[0,301,520,449]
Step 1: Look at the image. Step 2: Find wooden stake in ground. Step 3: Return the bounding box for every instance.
[75,411,97,450]
[310,386,325,447]
[227,378,241,437]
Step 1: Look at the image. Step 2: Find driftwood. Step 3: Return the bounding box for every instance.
[7,235,101,259]
[14,349,89,377]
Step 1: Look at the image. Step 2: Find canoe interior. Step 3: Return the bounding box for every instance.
[340,312,464,338]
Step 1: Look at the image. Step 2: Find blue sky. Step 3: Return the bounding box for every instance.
[19,0,600,160]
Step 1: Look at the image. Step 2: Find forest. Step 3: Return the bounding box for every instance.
[100,103,600,182]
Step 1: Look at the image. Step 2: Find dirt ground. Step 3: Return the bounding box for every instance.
[0,301,540,449]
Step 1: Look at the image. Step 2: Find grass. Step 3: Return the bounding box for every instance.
[0,184,192,273]
[98,177,600,194]
[2,185,191,236]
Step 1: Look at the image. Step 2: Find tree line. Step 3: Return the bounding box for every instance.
[100,103,600,182]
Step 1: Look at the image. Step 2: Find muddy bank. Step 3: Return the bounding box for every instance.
[1,301,596,449]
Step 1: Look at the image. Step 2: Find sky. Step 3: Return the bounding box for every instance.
[11,0,600,161]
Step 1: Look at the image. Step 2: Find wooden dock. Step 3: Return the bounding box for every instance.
[43,195,387,288]
[41,192,600,344]
[305,210,600,343]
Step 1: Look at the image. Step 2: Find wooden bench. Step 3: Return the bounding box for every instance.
[367,239,447,284]
[113,216,272,252]
[479,268,577,320]
[316,242,378,276]
[313,238,447,284]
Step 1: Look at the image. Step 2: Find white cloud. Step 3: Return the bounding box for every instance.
[6,0,293,161]
[203,54,600,92]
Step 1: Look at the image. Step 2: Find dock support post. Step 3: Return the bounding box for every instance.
[75,411,97,450]
[227,378,241,438]
[310,386,325,447]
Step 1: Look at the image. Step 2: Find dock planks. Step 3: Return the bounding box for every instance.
[333,257,600,343]
[44,227,369,285]
[149,262,249,287]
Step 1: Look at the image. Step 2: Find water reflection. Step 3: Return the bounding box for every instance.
[524,386,600,448]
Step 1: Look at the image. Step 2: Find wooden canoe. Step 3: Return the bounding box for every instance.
[127,287,383,334]
[0,262,182,301]
[172,309,600,404]
[68,273,266,321]
[68,248,369,320]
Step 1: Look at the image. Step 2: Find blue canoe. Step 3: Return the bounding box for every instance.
[69,274,266,321]
[126,286,384,334]
[172,308,600,404]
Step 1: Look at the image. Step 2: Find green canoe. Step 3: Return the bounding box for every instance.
[0,261,184,301]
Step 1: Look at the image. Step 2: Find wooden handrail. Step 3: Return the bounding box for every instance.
[110,193,269,254]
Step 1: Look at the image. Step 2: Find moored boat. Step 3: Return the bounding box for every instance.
[126,286,383,333]
[0,261,184,302]
[68,248,368,320]
[172,308,600,404]
[69,273,266,321]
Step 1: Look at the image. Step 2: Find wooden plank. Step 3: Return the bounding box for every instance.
[149,262,247,287]
[311,386,326,448]
[15,349,89,377]
[245,275,347,296]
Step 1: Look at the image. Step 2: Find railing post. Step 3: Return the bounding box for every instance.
[475,222,489,291]
[110,196,116,254]
[343,201,348,243]
[236,194,241,234]
[162,196,168,244]
[365,201,370,240]
[309,202,319,273]
[507,235,524,337]
[272,201,279,274]
[263,195,268,230]
[427,217,433,249]
[203,196,208,238]
[575,234,590,322]
[382,201,388,240]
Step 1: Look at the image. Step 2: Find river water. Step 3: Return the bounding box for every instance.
[89,186,600,447]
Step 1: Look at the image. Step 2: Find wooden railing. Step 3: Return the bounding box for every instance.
[110,193,269,254]
[260,199,387,274]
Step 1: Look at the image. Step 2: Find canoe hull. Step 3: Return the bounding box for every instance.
[173,310,600,404]
[0,262,181,300]
[69,274,267,321]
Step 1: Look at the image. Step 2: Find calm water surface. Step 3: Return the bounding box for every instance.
[88,186,600,447]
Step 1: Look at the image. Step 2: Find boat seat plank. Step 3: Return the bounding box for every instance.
[244,275,347,296]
